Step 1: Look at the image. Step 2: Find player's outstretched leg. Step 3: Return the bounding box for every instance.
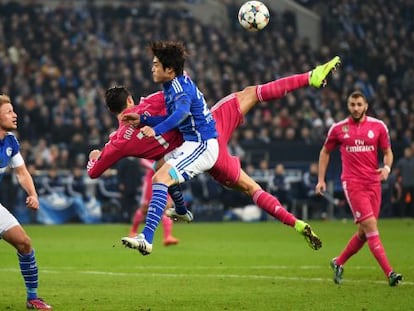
[309,56,341,88]
[330,257,344,285]
[294,220,322,250]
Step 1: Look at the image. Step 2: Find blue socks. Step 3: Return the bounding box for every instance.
[142,183,168,243]
[168,184,187,215]
[18,250,38,300]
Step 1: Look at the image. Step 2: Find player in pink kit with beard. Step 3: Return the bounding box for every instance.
[316,90,403,286]
[88,56,341,253]
[128,159,179,246]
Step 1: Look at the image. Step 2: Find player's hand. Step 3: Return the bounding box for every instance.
[376,167,390,181]
[121,113,140,127]
[26,195,39,210]
[140,126,155,138]
[315,181,326,195]
[89,149,101,160]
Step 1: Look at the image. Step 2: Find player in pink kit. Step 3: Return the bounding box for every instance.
[315,90,403,286]
[88,56,340,253]
[128,159,179,246]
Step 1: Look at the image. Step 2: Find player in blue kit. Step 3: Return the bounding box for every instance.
[121,41,219,255]
[0,95,52,310]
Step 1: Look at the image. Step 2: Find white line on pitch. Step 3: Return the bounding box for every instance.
[0,267,411,286]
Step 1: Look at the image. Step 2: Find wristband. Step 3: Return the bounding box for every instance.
[384,165,391,173]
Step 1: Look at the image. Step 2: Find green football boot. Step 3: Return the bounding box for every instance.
[309,56,341,88]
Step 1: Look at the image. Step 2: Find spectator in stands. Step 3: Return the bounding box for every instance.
[117,157,143,223]
[270,163,291,210]
[96,170,122,223]
[394,146,414,218]
[303,162,327,219]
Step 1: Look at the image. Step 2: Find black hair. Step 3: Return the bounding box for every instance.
[105,86,131,114]
[150,41,187,75]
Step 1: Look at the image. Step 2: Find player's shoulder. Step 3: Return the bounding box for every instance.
[330,118,348,130]
[4,132,19,144]
[366,116,387,127]
[171,75,195,93]
[136,91,166,115]
[325,118,348,137]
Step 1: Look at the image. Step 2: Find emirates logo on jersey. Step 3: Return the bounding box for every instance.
[345,139,375,153]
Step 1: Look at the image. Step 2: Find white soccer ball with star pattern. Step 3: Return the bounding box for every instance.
[238,1,270,32]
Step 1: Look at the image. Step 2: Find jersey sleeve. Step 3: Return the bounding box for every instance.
[87,135,125,179]
[323,124,339,152]
[141,115,168,126]
[8,134,24,168]
[10,152,25,168]
[378,121,391,150]
[153,93,191,135]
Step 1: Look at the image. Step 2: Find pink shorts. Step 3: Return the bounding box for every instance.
[208,94,244,187]
[342,180,381,223]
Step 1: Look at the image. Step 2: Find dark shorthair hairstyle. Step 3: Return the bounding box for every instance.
[348,90,367,103]
[150,41,187,75]
[105,86,131,114]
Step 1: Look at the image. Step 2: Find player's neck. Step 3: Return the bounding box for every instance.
[351,114,366,124]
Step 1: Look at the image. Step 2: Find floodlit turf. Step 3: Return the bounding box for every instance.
[1,219,413,310]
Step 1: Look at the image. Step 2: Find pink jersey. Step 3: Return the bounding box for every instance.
[324,116,391,183]
[88,91,245,187]
[87,92,183,178]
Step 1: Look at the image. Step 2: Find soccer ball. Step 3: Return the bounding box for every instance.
[238,1,270,32]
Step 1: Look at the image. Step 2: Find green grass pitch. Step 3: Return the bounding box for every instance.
[1,219,413,310]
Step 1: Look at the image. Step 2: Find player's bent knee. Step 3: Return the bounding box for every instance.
[16,235,32,254]
[167,167,180,183]
[152,167,179,184]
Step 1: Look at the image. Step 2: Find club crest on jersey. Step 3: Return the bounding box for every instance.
[368,130,374,138]
[342,125,349,133]
[6,147,12,157]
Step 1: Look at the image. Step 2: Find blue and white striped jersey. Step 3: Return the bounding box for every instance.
[162,75,217,142]
[0,133,24,182]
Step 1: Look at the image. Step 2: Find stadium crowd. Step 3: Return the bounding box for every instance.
[0,0,413,221]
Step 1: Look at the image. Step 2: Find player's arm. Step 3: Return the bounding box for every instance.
[140,115,168,127]
[87,142,124,179]
[316,146,330,195]
[152,94,191,135]
[14,163,39,210]
[121,112,169,128]
[377,123,393,180]
[378,147,393,180]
